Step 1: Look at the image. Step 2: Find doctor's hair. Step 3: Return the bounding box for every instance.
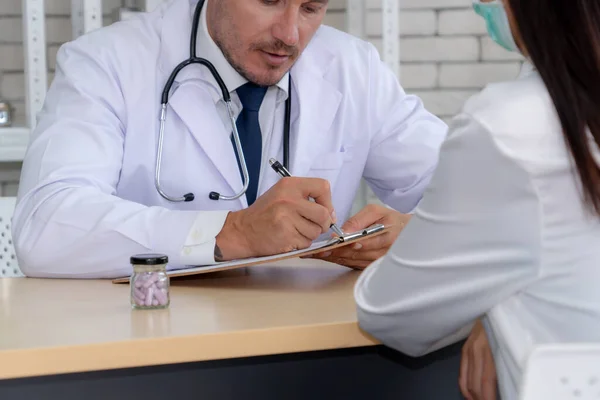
[507,0,600,216]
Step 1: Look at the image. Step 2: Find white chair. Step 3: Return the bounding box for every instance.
[519,343,600,400]
[0,196,23,278]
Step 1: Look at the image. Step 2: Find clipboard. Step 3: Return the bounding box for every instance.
[111,224,387,284]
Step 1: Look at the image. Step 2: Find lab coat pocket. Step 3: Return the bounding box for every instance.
[310,152,345,170]
[307,149,353,185]
[310,146,354,170]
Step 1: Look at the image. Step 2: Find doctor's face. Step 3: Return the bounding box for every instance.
[207,0,328,86]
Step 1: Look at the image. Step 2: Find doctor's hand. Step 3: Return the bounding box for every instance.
[459,320,497,400]
[308,204,410,270]
[215,177,335,261]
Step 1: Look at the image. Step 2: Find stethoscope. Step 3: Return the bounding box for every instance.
[155,0,292,203]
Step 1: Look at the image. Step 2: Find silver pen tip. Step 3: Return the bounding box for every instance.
[331,224,344,237]
[269,158,276,165]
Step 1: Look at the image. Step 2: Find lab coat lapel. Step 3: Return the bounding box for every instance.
[168,82,244,202]
[289,43,342,177]
[158,0,245,205]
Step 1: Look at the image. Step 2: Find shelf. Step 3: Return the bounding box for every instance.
[0,127,30,162]
[116,8,144,21]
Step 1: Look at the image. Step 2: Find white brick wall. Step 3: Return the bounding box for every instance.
[0,0,523,199]
[357,0,524,119]
[330,0,524,205]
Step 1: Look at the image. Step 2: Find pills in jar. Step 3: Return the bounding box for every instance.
[129,254,170,309]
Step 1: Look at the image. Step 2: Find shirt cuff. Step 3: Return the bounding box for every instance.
[179,211,230,266]
[384,202,416,215]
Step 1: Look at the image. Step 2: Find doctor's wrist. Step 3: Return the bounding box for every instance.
[215,211,250,261]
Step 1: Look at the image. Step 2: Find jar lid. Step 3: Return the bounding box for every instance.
[130,254,168,265]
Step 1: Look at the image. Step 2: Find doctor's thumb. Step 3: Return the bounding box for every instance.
[342,208,375,232]
[343,204,389,232]
[341,218,360,233]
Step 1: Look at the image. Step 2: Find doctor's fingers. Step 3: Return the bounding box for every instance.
[315,248,386,269]
[310,233,390,261]
[323,231,391,255]
[295,200,333,233]
[292,178,335,218]
[317,255,373,270]
[351,231,393,251]
[293,215,327,243]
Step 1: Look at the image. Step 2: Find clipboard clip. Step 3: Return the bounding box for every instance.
[336,223,385,243]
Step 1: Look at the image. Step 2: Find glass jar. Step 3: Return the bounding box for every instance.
[130,254,170,310]
[0,98,12,127]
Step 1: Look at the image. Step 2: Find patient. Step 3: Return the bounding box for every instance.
[354,0,600,399]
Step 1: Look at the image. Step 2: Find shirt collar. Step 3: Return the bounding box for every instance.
[519,60,539,80]
[196,2,289,99]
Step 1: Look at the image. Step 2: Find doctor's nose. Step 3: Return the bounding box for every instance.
[272,10,300,47]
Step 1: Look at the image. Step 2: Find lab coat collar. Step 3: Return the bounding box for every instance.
[519,60,537,78]
[158,0,342,201]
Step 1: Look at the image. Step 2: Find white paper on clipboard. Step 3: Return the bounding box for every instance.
[112,224,386,283]
[167,236,339,272]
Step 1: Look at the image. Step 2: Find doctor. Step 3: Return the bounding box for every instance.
[12,0,446,278]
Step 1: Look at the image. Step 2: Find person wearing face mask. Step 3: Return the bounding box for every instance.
[354,0,600,399]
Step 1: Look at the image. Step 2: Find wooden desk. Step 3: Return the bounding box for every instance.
[0,259,463,399]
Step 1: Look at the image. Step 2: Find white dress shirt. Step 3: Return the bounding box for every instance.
[179,3,290,263]
[354,63,600,399]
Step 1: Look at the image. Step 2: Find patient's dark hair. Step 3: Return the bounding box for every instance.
[507,0,600,215]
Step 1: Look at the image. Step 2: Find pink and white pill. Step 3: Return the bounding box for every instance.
[153,287,168,305]
[134,293,145,306]
[145,287,154,307]
[156,279,168,289]
[133,287,145,301]
[142,273,159,289]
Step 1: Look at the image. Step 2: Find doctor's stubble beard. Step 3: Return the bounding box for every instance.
[220,37,299,87]
[209,6,299,86]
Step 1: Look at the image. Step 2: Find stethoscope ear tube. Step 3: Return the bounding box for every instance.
[161,58,231,105]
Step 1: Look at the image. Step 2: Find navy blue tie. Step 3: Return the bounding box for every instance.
[233,82,268,206]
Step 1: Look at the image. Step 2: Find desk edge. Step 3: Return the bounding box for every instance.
[0,322,378,380]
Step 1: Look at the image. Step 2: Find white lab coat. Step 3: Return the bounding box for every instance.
[12,0,446,278]
[354,63,600,399]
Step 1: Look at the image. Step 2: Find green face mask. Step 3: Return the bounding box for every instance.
[473,0,519,53]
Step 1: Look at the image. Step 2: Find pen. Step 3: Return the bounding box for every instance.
[269,158,345,237]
